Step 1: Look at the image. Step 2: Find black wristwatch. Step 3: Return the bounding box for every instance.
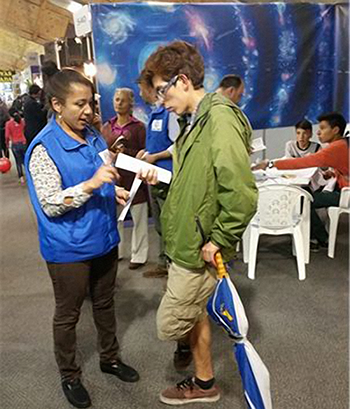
[267,160,275,169]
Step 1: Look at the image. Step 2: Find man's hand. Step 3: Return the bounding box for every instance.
[115,187,130,206]
[201,241,220,267]
[136,150,157,164]
[322,169,335,180]
[251,159,269,171]
[141,152,157,164]
[136,149,145,159]
[136,168,159,185]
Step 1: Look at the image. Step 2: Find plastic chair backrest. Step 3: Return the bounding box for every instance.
[256,184,313,229]
[339,187,350,209]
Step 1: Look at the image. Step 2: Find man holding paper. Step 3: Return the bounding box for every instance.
[140,41,257,405]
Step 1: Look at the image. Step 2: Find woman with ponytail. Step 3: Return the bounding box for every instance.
[5,107,26,184]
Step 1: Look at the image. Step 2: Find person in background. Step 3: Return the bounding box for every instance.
[41,60,60,89]
[41,60,60,119]
[0,98,10,158]
[11,95,26,117]
[216,74,254,156]
[254,112,349,252]
[137,70,179,279]
[216,74,245,105]
[285,119,320,158]
[23,84,47,145]
[102,88,149,270]
[141,41,257,405]
[5,108,26,184]
[25,69,139,409]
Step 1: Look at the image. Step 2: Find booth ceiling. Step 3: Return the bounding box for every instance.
[0,0,345,70]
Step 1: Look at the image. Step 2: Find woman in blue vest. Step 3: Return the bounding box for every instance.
[24,69,139,409]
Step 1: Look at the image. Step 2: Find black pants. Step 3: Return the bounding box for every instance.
[311,190,340,242]
[46,246,119,381]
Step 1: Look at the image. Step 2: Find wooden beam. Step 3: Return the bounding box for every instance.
[32,0,48,42]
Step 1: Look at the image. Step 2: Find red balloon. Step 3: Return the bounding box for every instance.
[0,158,11,173]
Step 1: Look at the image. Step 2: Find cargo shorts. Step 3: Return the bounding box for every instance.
[156,262,217,341]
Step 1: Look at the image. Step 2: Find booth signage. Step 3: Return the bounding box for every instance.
[0,70,15,83]
[74,5,92,37]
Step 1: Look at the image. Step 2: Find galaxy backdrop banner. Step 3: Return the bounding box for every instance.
[91,3,348,130]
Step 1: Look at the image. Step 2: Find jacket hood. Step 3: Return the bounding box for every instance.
[196,92,252,153]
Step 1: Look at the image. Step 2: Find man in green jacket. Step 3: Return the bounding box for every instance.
[142,41,257,405]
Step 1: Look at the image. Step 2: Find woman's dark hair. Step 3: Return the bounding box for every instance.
[9,107,21,123]
[45,68,95,112]
[295,119,312,132]
[41,60,59,78]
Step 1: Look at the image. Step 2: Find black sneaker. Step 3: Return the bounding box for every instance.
[61,378,91,408]
[100,359,139,382]
[173,342,193,371]
[318,241,329,249]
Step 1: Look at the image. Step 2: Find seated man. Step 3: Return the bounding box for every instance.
[255,112,349,252]
[141,41,257,405]
[285,119,320,158]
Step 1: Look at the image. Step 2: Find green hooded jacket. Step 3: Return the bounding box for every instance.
[161,92,258,269]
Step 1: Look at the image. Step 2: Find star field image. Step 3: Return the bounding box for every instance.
[91,3,347,129]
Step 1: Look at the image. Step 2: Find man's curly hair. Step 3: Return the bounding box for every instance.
[142,41,205,90]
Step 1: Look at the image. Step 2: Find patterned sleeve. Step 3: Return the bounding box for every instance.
[29,144,92,217]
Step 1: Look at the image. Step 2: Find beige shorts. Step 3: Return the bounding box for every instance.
[156,262,217,341]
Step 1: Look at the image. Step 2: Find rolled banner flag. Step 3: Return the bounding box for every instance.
[235,340,272,409]
[207,253,272,409]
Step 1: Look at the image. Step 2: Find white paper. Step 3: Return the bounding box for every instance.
[265,167,318,180]
[99,149,112,165]
[115,153,172,184]
[255,167,318,186]
[118,177,142,221]
[322,177,337,193]
[251,137,266,153]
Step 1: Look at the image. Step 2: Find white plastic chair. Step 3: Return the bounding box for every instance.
[243,184,313,281]
[328,187,350,258]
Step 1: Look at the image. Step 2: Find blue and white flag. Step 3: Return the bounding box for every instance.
[207,254,272,409]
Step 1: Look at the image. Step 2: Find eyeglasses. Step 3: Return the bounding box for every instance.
[156,75,179,99]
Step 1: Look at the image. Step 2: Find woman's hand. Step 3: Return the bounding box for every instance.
[136,168,159,185]
[83,165,119,194]
[201,241,220,267]
[115,187,130,206]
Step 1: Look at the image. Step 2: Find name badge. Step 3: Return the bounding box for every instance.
[151,119,163,132]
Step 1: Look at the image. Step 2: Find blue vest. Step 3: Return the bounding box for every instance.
[146,106,173,172]
[25,117,119,263]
